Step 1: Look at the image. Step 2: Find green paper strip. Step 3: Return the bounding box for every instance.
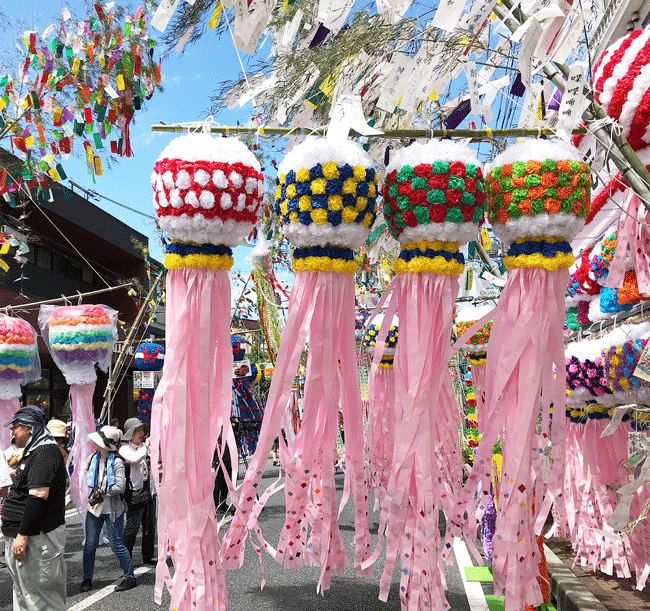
[56,164,67,180]
[464,566,493,582]
[125,21,132,37]
[93,133,103,148]
[0,76,8,87]
[484,595,505,611]
[85,123,93,134]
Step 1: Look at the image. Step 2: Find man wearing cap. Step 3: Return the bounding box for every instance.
[2,406,67,611]
[119,418,156,564]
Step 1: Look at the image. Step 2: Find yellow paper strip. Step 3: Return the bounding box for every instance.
[116,74,125,91]
[208,1,223,28]
[0,258,9,272]
[0,243,10,255]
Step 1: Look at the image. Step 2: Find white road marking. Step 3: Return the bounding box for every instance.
[453,537,490,611]
[67,565,153,611]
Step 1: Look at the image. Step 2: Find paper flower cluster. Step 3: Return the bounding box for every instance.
[486,140,590,265]
[152,133,264,259]
[40,304,117,385]
[589,231,617,282]
[134,342,165,371]
[275,138,378,269]
[0,315,40,400]
[464,373,479,448]
[592,29,650,151]
[454,304,494,366]
[382,141,485,245]
[361,316,398,368]
[565,322,650,429]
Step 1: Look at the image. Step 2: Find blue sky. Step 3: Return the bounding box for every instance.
[1,0,259,272]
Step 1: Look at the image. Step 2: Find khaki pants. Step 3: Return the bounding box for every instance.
[5,525,67,611]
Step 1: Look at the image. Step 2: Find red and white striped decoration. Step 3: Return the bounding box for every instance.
[151,133,264,246]
[592,28,650,151]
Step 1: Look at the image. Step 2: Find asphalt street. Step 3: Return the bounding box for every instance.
[0,458,482,611]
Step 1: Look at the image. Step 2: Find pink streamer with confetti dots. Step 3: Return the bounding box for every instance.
[372,272,464,611]
[222,270,371,591]
[149,267,232,611]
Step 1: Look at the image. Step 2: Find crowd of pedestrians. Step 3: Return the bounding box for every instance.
[0,407,157,611]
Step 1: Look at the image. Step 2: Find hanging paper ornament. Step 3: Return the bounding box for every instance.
[600,321,650,428]
[361,314,398,511]
[150,131,264,611]
[453,140,591,611]
[592,29,650,152]
[135,341,165,370]
[39,304,117,513]
[223,137,376,593]
[231,335,265,456]
[0,314,40,448]
[380,140,485,611]
[454,304,494,430]
[137,388,154,424]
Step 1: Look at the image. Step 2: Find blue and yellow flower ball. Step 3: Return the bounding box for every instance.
[275,138,378,274]
[361,315,398,368]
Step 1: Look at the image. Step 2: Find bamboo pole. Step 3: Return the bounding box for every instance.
[151,123,587,139]
[101,269,164,422]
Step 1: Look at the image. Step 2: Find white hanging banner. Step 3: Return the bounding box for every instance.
[518,81,543,129]
[276,67,320,124]
[518,16,542,90]
[466,61,482,116]
[557,62,587,132]
[376,54,415,112]
[550,8,592,64]
[285,104,315,153]
[319,0,355,32]
[461,0,498,35]
[375,0,412,24]
[279,9,304,53]
[151,0,182,32]
[431,0,467,32]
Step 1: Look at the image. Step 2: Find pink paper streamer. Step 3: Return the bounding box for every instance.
[606,189,650,295]
[222,270,371,592]
[0,397,19,449]
[570,420,630,576]
[367,365,396,512]
[449,267,568,611]
[67,382,96,512]
[627,482,650,589]
[150,267,232,611]
[375,272,464,611]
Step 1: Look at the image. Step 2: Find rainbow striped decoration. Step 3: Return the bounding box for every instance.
[0,315,39,399]
[44,304,117,385]
[0,317,38,381]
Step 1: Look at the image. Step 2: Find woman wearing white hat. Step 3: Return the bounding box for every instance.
[119,418,156,565]
[80,425,136,593]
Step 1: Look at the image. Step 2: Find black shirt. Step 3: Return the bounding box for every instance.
[1,443,66,538]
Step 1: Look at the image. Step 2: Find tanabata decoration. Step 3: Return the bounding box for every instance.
[223,137,377,593]
[454,304,494,430]
[361,314,398,511]
[135,342,165,370]
[231,335,264,456]
[39,304,117,511]
[0,314,40,448]
[150,131,264,611]
[134,342,164,424]
[380,140,485,611]
[452,140,591,611]
[1,3,162,193]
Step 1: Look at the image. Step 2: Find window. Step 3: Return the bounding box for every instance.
[36,246,52,270]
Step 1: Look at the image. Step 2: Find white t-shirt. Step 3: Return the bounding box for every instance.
[0,451,11,488]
